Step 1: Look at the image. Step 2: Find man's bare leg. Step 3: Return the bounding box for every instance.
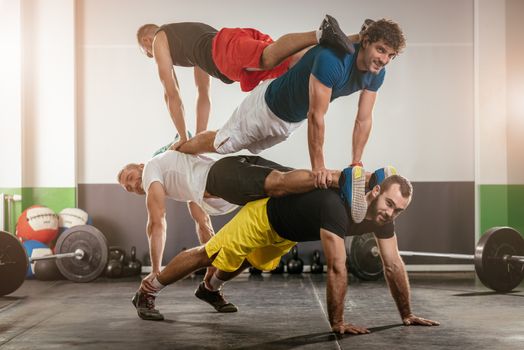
[206,260,251,291]
[262,29,363,70]
[176,130,217,154]
[157,246,212,285]
[260,32,318,69]
[264,169,341,197]
[260,15,356,69]
[264,168,374,197]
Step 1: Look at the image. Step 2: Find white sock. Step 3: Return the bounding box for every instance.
[150,277,165,294]
[207,275,226,291]
[315,29,322,43]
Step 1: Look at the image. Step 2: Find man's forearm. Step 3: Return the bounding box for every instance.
[166,94,188,138]
[351,117,372,164]
[307,114,326,170]
[195,218,214,244]
[195,93,210,134]
[326,267,348,327]
[384,261,412,319]
[147,224,166,273]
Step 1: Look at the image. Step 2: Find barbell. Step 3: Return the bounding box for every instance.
[0,225,108,296]
[347,226,524,293]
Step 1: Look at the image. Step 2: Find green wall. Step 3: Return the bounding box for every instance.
[0,187,76,233]
[479,184,524,236]
[507,185,524,235]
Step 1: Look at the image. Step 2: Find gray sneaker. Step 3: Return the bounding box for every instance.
[131,290,165,321]
[319,14,355,54]
[360,19,375,36]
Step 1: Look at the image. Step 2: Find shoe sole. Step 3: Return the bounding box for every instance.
[351,167,367,223]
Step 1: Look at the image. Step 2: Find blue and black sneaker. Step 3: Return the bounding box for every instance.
[339,166,367,223]
[368,166,397,191]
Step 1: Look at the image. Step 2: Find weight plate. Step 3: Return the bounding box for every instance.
[347,232,384,281]
[0,231,29,296]
[475,227,524,292]
[55,225,108,283]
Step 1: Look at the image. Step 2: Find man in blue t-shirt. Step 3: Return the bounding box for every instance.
[177,19,405,217]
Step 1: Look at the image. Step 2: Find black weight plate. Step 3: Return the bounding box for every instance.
[348,233,384,281]
[0,231,29,296]
[55,225,108,283]
[475,227,524,292]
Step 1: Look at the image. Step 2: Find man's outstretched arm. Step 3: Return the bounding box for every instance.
[141,182,167,293]
[153,31,188,147]
[307,74,332,189]
[194,67,211,134]
[321,229,370,334]
[375,233,440,326]
[351,89,376,165]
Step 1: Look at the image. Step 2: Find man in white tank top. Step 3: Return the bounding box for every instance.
[118,150,366,320]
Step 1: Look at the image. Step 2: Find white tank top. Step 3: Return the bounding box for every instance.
[142,151,237,216]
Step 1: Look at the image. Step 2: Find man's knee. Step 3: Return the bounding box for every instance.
[260,49,277,70]
[196,246,213,266]
[264,170,287,197]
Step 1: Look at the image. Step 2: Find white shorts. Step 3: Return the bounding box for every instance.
[214,79,304,154]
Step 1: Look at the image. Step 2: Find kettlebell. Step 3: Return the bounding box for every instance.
[123,246,142,277]
[270,258,285,274]
[310,250,324,274]
[34,259,65,281]
[106,247,125,278]
[286,246,304,274]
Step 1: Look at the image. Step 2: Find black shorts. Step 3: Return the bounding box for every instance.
[206,156,293,205]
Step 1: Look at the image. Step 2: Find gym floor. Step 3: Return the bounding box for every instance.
[1,272,523,349]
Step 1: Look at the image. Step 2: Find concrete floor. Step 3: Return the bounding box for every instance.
[1,272,523,350]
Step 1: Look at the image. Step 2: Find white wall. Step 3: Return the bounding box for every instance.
[0,0,22,188]
[476,0,507,185]
[506,0,524,184]
[77,0,475,184]
[21,0,76,188]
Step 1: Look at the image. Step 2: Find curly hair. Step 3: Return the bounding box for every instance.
[362,19,406,53]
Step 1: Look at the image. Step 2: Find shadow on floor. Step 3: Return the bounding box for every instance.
[453,290,524,297]
[231,323,403,350]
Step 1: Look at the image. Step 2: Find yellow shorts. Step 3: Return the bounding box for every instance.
[205,198,296,272]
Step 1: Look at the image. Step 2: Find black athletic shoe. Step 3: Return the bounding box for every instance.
[360,18,375,35]
[319,14,355,54]
[131,290,165,321]
[194,282,238,313]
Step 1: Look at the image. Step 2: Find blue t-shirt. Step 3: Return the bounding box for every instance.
[264,44,386,123]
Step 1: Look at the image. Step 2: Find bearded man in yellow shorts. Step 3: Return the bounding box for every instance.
[133,173,439,334]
